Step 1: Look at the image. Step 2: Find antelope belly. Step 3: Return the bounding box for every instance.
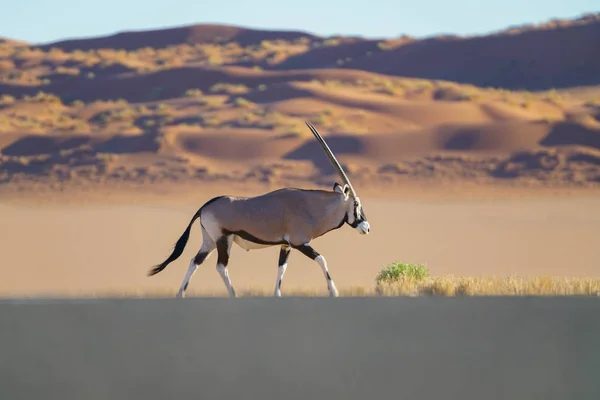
[233,235,272,251]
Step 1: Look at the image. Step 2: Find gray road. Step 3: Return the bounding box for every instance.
[1,297,599,400]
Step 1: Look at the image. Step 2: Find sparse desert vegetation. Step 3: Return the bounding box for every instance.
[374,263,600,297]
[1,14,600,191]
[18,268,600,298]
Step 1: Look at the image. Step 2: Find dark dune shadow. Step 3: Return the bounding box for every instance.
[540,122,600,150]
[491,150,561,178]
[238,83,314,104]
[442,129,481,150]
[93,134,160,154]
[0,132,161,178]
[0,63,386,104]
[341,19,600,90]
[0,66,387,104]
[77,63,138,77]
[0,67,320,103]
[1,132,160,161]
[569,152,600,165]
[269,39,382,70]
[0,83,39,100]
[1,136,91,157]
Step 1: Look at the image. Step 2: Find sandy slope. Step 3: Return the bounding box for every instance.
[2,85,600,188]
[1,184,599,297]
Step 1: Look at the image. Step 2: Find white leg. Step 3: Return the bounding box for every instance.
[295,244,339,298]
[176,236,216,298]
[176,249,215,298]
[315,255,339,297]
[217,264,236,297]
[274,246,291,297]
[177,259,197,298]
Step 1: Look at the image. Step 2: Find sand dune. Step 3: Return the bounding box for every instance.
[2,50,600,187]
[3,112,599,188]
[289,14,600,90]
[2,16,599,192]
[37,24,319,51]
[26,13,600,91]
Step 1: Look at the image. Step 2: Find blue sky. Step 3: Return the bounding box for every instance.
[2,0,598,44]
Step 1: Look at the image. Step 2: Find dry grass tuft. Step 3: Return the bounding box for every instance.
[371,262,600,297]
[8,276,598,299]
[375,275,600,297]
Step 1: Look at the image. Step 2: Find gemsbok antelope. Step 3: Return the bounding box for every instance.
[148,121,370,297]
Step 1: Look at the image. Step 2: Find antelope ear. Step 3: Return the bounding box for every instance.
[333,182,344,193]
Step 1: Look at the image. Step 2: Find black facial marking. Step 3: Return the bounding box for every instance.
[349,216,361,228]
[347,199,367,228]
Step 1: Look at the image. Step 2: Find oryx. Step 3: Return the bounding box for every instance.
[148,121,370,297]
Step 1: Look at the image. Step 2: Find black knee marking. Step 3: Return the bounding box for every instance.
[295,244,334,286]
[277,247,291,290]
[279,246,291,267]
[192,251,209,265]
[294,244,320,260]
[216,236,231,266]
[183,282,189,291]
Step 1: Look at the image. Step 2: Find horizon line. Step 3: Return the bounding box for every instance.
[5,11,599,47]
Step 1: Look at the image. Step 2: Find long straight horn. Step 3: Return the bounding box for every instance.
[305,120,357,197]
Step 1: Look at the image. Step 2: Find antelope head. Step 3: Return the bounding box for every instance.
[305,121,370,235]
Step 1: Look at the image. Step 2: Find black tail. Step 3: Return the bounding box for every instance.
[148,208,202,276]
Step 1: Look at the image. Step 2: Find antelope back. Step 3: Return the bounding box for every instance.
[202,188,349,246]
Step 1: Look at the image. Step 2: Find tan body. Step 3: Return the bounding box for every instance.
[202,188,348,250]
[148,121,370,298]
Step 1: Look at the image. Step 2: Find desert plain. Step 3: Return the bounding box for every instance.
[1,13,600,297]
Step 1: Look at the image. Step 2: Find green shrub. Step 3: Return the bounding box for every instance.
[376,262,429,283]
